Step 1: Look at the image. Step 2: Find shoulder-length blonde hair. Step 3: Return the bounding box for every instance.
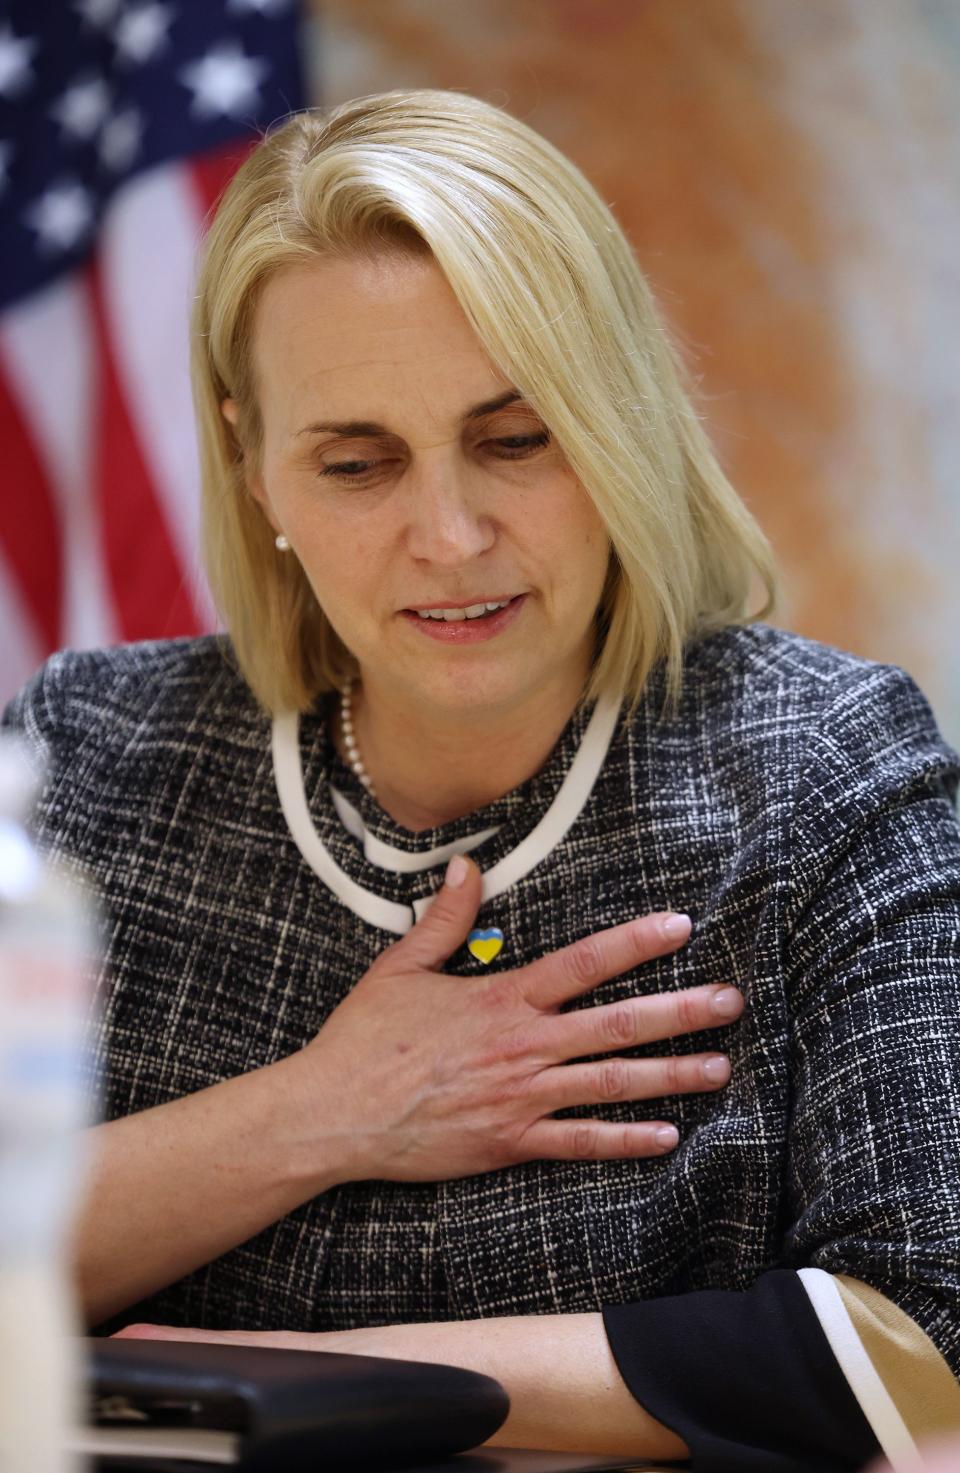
[192,87,776,718]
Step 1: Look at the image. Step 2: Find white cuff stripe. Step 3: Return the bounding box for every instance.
[797,1267,919,1472]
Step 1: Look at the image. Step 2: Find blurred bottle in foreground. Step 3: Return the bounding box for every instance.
[866,1436,960,1473]
[0,735,100,1473]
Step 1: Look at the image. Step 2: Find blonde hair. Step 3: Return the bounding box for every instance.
[191,88,777,717]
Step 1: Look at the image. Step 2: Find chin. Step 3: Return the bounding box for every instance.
[414,661,537,715]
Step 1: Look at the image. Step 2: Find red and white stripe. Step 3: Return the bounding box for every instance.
[0,143,247,710]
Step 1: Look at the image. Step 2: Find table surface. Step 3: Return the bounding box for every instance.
[382,1451,682,1472]
[95,1449,684,1472]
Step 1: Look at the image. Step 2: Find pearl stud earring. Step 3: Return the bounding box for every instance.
[275,534,290,552]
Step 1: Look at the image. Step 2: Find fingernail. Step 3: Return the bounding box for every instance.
[713,987,742,1018]
[702,1055,730,1083]
[660,913,691,941]
[655,1126,679,1150]
[445,854,468,889]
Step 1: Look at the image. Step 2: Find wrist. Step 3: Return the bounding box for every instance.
[265,1049,361,1195]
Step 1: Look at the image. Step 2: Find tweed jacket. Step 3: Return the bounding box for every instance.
[4,620,960,1473]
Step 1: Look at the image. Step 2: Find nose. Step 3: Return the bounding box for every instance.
[402,457,496,567]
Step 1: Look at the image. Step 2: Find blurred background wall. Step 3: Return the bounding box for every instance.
[3,0,958,742]
[308,0,960,740]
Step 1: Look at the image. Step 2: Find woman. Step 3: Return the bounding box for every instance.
[4,90,959,1471]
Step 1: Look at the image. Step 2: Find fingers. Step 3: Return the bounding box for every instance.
[519,1117,682,1163]
[112,1324,193,1340]
[518,912,693,1011]
[396,854,483,970]
[540,983,744,1063]
[528,1051,731,1112]
[114,1325,295,1348]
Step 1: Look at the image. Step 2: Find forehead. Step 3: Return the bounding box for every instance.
[250,253,511,433]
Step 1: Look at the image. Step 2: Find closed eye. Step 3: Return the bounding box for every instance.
[318,458,381,479]
[486,431,551,457]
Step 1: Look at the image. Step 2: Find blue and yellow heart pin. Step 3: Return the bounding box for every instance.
[466,927,504,965]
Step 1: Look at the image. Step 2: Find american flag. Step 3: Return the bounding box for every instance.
[0,0,307,706]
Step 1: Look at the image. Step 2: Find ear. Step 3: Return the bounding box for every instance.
[220,397,273,525]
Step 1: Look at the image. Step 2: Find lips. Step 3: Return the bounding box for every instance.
[399,593,527,642]
[403,595,520,612]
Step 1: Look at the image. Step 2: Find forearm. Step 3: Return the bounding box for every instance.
[321,1312,689,1461]
[72,1053,344,1328]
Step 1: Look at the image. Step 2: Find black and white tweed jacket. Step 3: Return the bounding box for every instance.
[4,620,960,1473]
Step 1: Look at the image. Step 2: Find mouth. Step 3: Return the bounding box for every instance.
[403,595,520,623]
[398,593,527,642]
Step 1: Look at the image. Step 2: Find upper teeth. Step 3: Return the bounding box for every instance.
[415,600,512,621]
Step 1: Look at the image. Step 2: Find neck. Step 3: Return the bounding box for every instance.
[336,664,591,833]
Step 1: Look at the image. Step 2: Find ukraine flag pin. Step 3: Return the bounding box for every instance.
[466,927,504,965]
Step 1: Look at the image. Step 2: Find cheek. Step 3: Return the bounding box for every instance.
[556,487,611,586]
[295,522,389,627]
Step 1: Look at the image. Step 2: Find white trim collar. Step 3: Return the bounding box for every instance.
[271,691,621,936]
[329,784,501,873]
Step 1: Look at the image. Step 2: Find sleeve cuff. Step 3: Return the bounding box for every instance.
[602,1270,881,1473]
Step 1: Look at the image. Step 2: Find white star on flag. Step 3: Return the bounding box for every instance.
[115,3,175,66]
[99,108,144,171]
[50,76,113,141]
[75,0,122,28]
[0,24,38,100]
[178,40,269,120]
[226,0,292,14]
[24,178,95,253]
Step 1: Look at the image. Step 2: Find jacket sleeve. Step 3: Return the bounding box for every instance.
[1,645,136,843]
[2,654,59,762]
[602,662,960,1473]
[0,646,112,785]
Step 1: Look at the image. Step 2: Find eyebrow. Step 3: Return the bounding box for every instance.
[293,388,524,439]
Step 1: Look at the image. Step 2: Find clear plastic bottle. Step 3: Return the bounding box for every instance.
[0,735,99,1473]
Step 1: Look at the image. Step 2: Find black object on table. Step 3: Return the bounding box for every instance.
[93,1452,677,1473]
[81,1335,508,1470]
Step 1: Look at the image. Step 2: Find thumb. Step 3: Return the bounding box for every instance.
[400,854,483,970]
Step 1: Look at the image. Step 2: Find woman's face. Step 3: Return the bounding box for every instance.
[227,251,611,717]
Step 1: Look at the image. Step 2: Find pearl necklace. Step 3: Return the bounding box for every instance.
[339,678,378,800]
